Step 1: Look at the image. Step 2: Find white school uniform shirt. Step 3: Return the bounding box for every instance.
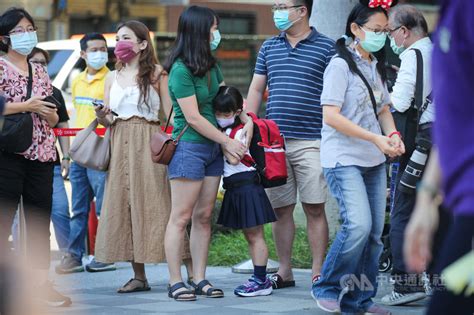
[391,37,435,124]
[223,128,255,178]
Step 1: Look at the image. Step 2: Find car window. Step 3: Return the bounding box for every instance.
[47,50,74,81]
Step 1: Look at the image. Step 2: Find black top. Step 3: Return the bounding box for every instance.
[53,87,69,166]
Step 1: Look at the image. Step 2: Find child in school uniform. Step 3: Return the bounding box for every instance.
[213,86,277,297]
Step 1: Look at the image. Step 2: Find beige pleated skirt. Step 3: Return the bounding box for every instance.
[95,117,190,264]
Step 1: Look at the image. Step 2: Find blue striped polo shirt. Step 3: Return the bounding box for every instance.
[255,28,335,140]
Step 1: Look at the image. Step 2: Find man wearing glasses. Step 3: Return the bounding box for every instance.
[247,0,334,290]
[382,4,435,306]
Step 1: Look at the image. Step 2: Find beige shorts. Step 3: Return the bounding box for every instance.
[266,139,328,209]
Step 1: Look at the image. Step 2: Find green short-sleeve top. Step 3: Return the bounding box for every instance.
[168,59,224,144]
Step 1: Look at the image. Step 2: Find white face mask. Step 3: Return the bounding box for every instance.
[216,116,235,128]
[86,51,108,70]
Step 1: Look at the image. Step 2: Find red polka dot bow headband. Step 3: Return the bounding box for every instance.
[368,0,393,10]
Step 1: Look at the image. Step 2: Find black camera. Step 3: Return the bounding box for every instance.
[398,137,432,193]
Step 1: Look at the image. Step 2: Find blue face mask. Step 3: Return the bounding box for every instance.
[273,10,295,31]
[86,51,108,70]
[10,31,38,56]
[360,28,387,53]
[210,30,221,51]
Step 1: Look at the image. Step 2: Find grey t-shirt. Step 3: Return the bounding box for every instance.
[320,49,390,168]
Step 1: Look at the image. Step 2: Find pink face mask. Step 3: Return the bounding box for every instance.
[114,40,138,63]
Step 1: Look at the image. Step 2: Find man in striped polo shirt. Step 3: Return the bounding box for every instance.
[247,0,335,289]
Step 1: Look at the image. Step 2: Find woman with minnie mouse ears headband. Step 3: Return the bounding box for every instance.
[311,0,402,314]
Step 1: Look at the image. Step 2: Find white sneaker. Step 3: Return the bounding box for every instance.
[381,290,426,306]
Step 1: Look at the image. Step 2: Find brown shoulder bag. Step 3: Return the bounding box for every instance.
[151,71,212,164]
[150,107,188,165]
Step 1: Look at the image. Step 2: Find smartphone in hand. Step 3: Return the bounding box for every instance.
[92,99,118,116]
[43,95,60,109]
[92,99,104,110]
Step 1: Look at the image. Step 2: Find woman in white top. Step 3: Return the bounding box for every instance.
[94,20,191,293]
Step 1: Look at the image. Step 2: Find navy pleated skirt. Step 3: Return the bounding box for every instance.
[217,171,277,229]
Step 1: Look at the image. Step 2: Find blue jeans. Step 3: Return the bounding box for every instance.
[11,165,71,252]
[51,165,71,252]
[168,141,223,180]
[67,162,106,259]
[313,163,386,313]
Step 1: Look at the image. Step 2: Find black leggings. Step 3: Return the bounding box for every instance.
[427,215,474,315]
[0,151,53,269]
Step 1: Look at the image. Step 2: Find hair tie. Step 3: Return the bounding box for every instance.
[341,35,353,46]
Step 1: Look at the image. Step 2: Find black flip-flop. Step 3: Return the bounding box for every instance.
[168,282,197,301]
[189,279,224,298]
[268,274,296,289]
[117,278,151,293]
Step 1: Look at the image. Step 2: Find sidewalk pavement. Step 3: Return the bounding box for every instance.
[44,260,429,315]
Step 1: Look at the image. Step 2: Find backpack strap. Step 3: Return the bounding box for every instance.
[229,124,244,140]
[229,124,256,167]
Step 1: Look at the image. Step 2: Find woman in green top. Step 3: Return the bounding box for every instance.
[164,6,251,301]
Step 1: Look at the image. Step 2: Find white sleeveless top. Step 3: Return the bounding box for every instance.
[109,71,160,122]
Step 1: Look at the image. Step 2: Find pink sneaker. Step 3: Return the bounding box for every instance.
[365,303,392,315]
[311,291,340,313]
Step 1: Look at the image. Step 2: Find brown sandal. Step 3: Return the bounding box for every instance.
[117,278,151,293]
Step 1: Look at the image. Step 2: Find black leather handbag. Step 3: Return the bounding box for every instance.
[0,62,34,153]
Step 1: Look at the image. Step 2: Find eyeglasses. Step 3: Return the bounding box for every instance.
[387,26,402,38]
[271,5,302,13]
[8,26,37,35]
[361,26,388,36]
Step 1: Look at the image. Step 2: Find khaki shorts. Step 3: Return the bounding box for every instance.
[266,139,328,209]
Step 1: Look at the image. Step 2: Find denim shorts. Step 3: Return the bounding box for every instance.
[168,141,224,180]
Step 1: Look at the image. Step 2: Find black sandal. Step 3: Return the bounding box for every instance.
[189,279,224,298]
[117,278,151,293]
[269,274,296,290]
[168,282,197,301]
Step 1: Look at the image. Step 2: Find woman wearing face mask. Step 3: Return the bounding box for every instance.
[94,20,192,293]
[0,7,71,307]
[163,6,252,302]
[311,1,404,314]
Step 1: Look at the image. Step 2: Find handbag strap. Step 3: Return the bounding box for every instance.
[354,67,378,119]
[166,70,213,141]
[336,56,378,119]
[26,62,33,100]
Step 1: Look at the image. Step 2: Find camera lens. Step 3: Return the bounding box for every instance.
[398,139,431,193]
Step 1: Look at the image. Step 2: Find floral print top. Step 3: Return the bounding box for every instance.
[0,57,57,162]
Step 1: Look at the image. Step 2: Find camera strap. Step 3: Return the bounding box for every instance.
[412,49,433,122]
[412,49,423,112]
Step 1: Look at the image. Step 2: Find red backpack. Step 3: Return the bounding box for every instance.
[229,112,287,188]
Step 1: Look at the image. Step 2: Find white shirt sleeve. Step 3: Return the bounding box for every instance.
[391,50,417,113]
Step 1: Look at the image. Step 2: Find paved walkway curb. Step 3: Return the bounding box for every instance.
[43,262,428,314]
